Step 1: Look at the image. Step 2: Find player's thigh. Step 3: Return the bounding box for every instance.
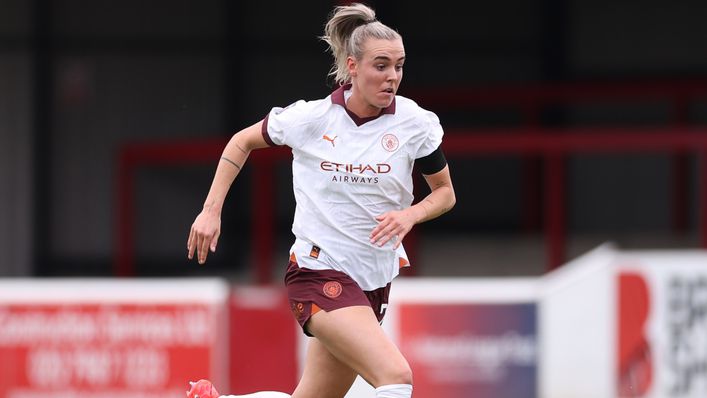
[306,305,412,388]
[291,338,357,398]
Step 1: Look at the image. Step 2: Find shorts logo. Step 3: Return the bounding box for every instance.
[381,134,399,152]
[323,281,343,298]
[291,301,305,317]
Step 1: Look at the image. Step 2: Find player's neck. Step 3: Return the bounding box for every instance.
[345,92,382,119]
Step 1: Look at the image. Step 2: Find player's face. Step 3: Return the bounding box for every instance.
[348,38,405,116]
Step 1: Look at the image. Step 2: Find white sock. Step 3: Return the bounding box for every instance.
[219,393,290,398]
[375,384,413,398]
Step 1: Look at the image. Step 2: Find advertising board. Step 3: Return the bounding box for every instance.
[0,279,229,398]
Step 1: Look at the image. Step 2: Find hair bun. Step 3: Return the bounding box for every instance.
[321,3,400,85]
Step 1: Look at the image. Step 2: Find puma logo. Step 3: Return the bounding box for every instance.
[323,134,338,147]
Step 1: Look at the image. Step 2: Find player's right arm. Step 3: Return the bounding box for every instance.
[187,120,270,264]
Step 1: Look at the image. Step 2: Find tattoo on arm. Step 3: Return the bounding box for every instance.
[220,156,242,170]
[433,180,448,189]
[235,142,248,155]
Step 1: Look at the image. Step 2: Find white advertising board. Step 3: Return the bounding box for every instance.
[539,244,618,398]
[540,245,707,398]
[615,251,707,398]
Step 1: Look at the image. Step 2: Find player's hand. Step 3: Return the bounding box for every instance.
[187,209,221,264]
[370,208,421,249]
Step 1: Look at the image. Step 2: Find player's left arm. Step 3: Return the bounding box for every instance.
[370,165,455,248]
[414,164,456,223]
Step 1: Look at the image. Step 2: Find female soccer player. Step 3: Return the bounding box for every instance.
[187,3,455,398]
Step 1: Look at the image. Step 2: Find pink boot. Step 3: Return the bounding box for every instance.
[186,379,220,398]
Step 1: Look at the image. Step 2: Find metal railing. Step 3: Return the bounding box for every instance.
[115,128,707,280]
[116,79,707,279]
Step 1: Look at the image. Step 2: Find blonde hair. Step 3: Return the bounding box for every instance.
[321,3,402,85]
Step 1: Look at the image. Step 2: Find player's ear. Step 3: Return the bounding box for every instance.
[347,56,357,78]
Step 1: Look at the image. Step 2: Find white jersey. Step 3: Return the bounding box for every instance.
[262,84,443,291]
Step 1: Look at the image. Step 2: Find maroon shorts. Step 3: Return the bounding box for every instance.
[284,256,391,337]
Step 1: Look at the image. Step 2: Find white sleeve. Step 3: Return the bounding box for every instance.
[262,100,310,147]
[414,110,444,159]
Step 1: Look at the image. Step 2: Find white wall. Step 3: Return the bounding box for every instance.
[539,245,617,398]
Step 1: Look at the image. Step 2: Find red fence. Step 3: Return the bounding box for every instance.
[116,80,707,280]
[115,128,707,280]
[404,79,707,232]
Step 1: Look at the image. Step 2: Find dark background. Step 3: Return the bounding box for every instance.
[1,0,706,280]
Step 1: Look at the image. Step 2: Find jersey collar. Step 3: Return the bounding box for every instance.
[331,83,396,127]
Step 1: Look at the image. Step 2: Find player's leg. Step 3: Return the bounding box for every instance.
[289,337,358,398]
[284,257,409,396]
[306,305,412,396]
[217,334,358,398]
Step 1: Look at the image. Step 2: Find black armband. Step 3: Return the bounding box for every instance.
[416,146,447,175]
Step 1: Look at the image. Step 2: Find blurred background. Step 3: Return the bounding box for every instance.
[2,0,707,280]
[2,1,707,398]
